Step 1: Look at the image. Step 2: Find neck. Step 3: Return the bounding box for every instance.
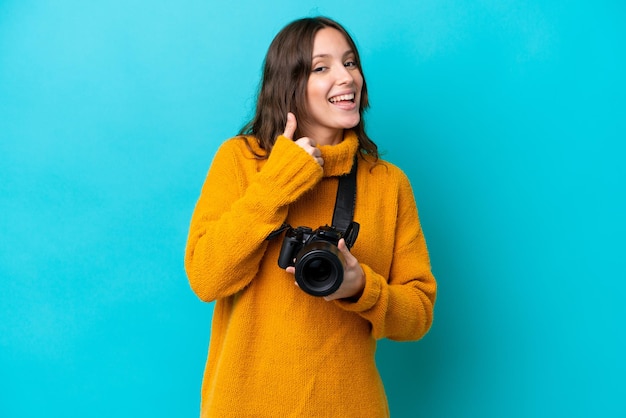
[299,125,344,146]
[317,130,359,177]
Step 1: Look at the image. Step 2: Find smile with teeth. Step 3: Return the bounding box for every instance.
[329,93,355,103]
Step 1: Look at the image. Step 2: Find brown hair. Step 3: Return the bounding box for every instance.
[239,16,378,161]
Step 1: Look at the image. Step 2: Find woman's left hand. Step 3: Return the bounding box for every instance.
[285,238,365,301]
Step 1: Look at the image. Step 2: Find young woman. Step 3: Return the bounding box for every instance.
[185,16,436,417]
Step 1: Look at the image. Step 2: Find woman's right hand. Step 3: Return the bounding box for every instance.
[283,112,324,167]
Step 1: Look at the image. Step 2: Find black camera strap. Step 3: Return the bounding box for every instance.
[331,155,358,233]
[266,155,358,241]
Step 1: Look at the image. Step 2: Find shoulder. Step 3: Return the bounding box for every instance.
[209,135,268,172]
[216,135,267,160]
[360,156,410,182]
[358,155,416,201]
[205,136,267,182]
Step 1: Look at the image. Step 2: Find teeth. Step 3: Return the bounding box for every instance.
[329,93,354,103]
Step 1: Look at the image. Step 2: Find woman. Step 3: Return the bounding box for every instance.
[185,16,436,417]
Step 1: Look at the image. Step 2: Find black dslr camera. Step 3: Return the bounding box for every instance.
[278,222,359,297]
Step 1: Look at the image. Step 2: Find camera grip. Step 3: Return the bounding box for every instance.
[277,237,299,268]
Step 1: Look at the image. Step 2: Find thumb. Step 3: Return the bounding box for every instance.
[282,112,297,140]
[337,238,351,255]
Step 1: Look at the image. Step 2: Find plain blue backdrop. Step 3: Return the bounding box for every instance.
[1,1,624,417]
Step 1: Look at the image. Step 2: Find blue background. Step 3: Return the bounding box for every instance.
[1,1,624,417]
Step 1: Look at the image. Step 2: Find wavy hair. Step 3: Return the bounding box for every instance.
[239,17,378,161]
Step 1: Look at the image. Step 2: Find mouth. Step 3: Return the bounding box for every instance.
[329,93,355,104]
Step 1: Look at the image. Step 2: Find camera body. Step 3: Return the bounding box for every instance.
[278,222,359,297]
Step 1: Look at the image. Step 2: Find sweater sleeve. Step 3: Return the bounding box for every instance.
[334,172,437,341]
[184,135,323,302]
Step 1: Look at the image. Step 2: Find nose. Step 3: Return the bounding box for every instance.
[335,64,354,86]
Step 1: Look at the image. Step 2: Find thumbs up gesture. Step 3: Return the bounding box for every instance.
[283,113,324,167]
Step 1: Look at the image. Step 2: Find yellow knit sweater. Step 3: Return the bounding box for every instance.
[185,131,436,417]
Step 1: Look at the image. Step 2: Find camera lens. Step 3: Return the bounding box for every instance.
[301,258,333,282]
[295,241,345,297]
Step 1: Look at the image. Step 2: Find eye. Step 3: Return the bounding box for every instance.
[312,66,327,73]
[344,60,358,68]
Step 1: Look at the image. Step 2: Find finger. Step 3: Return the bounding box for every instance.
[337,238,350,254]
[282,112,297,140]
[299,137,317,150]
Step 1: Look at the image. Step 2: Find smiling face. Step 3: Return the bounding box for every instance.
[301,27,364,145]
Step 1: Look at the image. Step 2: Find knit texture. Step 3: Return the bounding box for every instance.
[185,131,436,417]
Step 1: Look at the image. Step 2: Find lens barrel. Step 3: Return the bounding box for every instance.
[294,241,345,296]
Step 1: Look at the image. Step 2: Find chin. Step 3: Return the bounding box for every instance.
[333,110,359,125]
[342,116,361,129]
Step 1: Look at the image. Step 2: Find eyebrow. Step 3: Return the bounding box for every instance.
[312,50,355,60]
